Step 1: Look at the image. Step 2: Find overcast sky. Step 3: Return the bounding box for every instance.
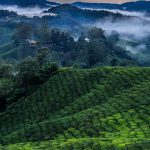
[49,0,141,4]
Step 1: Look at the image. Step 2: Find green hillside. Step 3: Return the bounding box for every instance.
[0,67,150,149]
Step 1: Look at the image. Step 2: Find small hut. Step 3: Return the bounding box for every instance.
[26,39,38,47]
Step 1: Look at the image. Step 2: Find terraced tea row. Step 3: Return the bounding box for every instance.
[0,67,150,149]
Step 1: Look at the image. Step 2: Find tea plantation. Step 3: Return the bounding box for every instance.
[0,67,150,149]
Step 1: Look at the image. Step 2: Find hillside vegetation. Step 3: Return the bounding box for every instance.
[0,67,150,149]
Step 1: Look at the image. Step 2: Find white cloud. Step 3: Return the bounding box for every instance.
[0,5,56,18]
[95,16,150,41]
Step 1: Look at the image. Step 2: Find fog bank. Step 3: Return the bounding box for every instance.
[0,5,56,18]
[95,17,150,41]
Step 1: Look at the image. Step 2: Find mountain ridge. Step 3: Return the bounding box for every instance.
[72,1,150,12]
[0,0,149,12]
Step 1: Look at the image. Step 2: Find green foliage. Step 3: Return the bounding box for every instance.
[0,78,14,111]
[12,23,33,42]
[110,58,118,66]
[72,63,81,69]
[0,67,150,149]
[1,24,135,67]
[63,27,134,67]
[87,41,108,66]
[88,27,105,41]
[35,21,51,45]
[40,62,59,80]
[0,64,13,78]
[17,57,41,88]
[0,57,59,112]
[36,25,75,53]
[36,48,49,65]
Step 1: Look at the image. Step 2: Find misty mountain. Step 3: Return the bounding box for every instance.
[0,3,150,65]
[44,4,128,35]
[72,2,119,9]
[0,0,59,7]
[121,1,150,12]
[73,1,150,12]
[46,4,125,21]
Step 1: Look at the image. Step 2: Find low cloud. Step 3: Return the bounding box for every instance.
[95,17,150,41]
[91,12,150,61]
[0,5,56,18]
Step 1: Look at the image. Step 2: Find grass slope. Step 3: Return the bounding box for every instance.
[0,67,150,149]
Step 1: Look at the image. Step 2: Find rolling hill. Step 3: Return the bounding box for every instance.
[73,1,150,12]
[45,4,129,33]
[1,0,149,12]
[46,4,124,20]
[0,67,150,149]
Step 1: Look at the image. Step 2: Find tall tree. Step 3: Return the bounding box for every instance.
[13,23,33,43]
[17,57,41,89]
